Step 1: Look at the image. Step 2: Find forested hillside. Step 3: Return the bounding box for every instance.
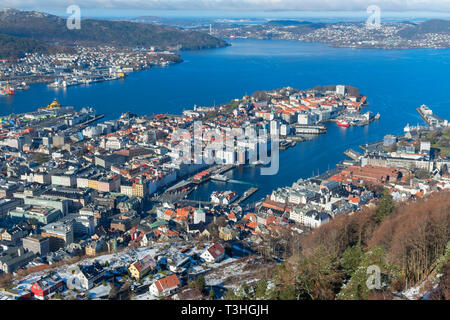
[0,8,228,58]
[0,33,73,60]
[227,191,450,300]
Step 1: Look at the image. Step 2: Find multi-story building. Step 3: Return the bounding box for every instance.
[51,174,76,187]
[41,221,74,251]
[24,197,69,216]
[23,235,50,256]
[9,205,62,225]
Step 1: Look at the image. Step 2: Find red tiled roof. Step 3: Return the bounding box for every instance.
[154,274,180,292]
[207,243,225,259]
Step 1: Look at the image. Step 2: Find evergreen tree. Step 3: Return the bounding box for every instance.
[375,190,395,223]
[279,284,296,300]
[294,246,342,300]
[209,288,215,300]
[337,246,392,300]
[224,288,238,300]
[340,244,364,278]
[254,278,268,299]
[195,275,206,293]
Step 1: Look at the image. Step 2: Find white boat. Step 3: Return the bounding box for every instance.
[211,174,229,182]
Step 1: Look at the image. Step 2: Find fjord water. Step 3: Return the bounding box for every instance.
[1,39,450,202]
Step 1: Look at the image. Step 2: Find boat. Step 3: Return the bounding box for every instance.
[337,120,350,128]
[211,174,229,182]
[374,112,381,120]
[0,81,15,95]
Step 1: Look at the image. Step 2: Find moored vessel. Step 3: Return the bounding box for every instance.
[337,120,350,128]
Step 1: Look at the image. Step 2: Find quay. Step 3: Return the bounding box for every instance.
[214,164,236,175]
[294,125,327,134]
[177,199,213,206]
[344,148,362,160]
[233,187,259,205]
[79,114,105,127]
[417,105,447,128]
[417,106,433,127]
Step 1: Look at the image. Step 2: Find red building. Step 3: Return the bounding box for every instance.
[31,273,64,300]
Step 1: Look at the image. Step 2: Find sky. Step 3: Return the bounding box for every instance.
[1,0,450,18]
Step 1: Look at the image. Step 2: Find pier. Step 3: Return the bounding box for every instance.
[79,114,105,127]
[177,199,214,206]
[344,148,362,160]
[233,187,259,205]
[214,164,236,175]
[417,106,433,127]
[294,125,327,134]
[416,105,447,128]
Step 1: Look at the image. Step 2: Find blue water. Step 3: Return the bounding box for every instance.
[2,39,450,203]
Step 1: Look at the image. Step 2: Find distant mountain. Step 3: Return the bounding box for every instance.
[0,33,73,60]
[398,19,450,38]
[0,8,229,50]
[266,20,319,27]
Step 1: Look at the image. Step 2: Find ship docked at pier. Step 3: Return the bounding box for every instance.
[0,81,15,96]
[337,120,350,128]
[211,174,229,182]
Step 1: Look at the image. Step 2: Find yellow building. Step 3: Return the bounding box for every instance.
[132,183,146,198]
[128,255,156,280]
[219,226,234,241]
[88,179,99,190]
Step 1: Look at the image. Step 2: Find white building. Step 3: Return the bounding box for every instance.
[290,207,331,229]
[51,175,76,187]
[200,243,225,263]
[149,274,181,296]
[336,85,346,96]
[193,207,206,224]
[280,124,290,136]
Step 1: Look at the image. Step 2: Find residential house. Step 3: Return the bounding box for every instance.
[77,263,106,290]
[31,272,64,300]
[200,243,225,263]
[129,255,156,280]
[149,274,181,296]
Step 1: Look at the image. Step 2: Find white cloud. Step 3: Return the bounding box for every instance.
[1,0,450,12]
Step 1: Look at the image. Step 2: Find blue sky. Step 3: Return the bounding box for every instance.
[1,0,450,18]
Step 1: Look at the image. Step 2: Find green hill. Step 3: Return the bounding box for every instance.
[0,33,73,60]
[398,19,450,38]
[0,8,228,51]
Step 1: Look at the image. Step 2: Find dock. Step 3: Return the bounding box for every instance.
[79,114,105,127]
[344,148,362,160]
[233,187,259,205]
[280,140,294,150]
[214,164,236,175]
[416,105,447,128]
[416,107,431,126]
[294,125,327,135]
[178,199,213,206]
